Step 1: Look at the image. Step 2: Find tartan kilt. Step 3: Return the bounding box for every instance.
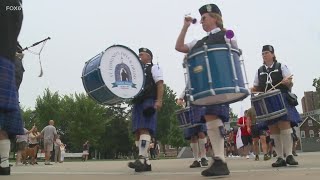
[0,56,20,111]
[132,98,157,135]
[0,56,24,136]
[197,104,230,123]
[257,92,302,130]
[183,124,207,140]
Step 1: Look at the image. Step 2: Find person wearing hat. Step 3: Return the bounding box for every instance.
[0,0,24,176]
[175,4,234,177]
[176,88,209,168]
[128,47,164,172]
[251,45,301,167]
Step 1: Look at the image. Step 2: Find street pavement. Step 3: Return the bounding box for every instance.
[4,152,320,180]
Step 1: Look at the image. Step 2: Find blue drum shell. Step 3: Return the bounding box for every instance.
[187,44,249,105]
[82,53,122,105]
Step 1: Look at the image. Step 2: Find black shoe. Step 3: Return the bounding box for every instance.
[255,155,259,161]
[264,154,271,161]
[200,158,208,166]
[272,151,277,157]
[134,159,152,172]
[128,155,144,169]
[0,166,10,175]
[286,155,298,165]
[128,159,141,169]
[272,158,287,167]
[292,151,298,156]
[189,160,201,168]
[201,157,230,177]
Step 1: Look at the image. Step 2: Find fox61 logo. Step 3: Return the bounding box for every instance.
[6,6,22,11]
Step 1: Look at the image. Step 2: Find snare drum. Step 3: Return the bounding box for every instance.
[186,44,249,105]
[175,106,205,129]
[82,45,144,105]
[251,89,287,122]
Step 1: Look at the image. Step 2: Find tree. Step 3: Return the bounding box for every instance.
[312,78,320,109]
[97,105,132,159]
[167,115,188,155]
[156,84,181,154]
[34,88,62,130]
[64,93,107,152]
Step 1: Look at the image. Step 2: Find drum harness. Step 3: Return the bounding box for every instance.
[259,66,280,93]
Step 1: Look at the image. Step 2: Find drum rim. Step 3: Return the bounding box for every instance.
[256,109,287,122]
[82,53,104,103]
[187,44,240,59]
[251,89,282,101]
[82,44,145,104]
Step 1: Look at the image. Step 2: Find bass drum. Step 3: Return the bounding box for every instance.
[82,45,145,105]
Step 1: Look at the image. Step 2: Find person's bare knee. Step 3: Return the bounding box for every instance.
[0,130,8,140]
[277,121,291,130]
[268,124,280,134]
[198,132,206,139]
[190,136,198,143]
[139,128,150,135]
[204,115,219,122]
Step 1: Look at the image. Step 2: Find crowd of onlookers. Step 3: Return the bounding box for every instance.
[222,113,299,160]
[14,120,67,166]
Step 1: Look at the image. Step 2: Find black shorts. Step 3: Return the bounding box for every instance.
[241,135,252,146]
[251,125,266,138]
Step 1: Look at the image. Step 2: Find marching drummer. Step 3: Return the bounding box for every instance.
[127,47,164,172]
[251,45,301,167]
[175,4,235,177]
[177,89,208,168]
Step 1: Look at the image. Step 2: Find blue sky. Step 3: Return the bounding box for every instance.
[18,0,320,114]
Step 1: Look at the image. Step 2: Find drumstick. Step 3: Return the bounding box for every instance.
[267,74,293,92]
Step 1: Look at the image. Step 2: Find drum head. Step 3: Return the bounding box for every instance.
[100,45,144,99]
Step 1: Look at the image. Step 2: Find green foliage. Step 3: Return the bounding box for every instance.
[156,85,177,144]
[312,78,320,109]
[21,84,188,159]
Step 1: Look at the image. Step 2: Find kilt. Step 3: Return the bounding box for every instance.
[132,98,157,135]
[257,92,302,130]
[0,56,20,111]
[183,124,207,140]
[197,104,230,123]
[0,56,24,136]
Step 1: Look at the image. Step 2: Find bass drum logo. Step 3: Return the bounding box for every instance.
[100,45,144,99]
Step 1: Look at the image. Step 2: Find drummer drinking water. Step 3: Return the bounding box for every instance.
[175,4,239,176]
[128,48,164,172]
[251,45,301,167]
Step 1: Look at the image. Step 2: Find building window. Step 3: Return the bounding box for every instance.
[309,130,315,138]
[308,120,313,126]
[301,131,305,138]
